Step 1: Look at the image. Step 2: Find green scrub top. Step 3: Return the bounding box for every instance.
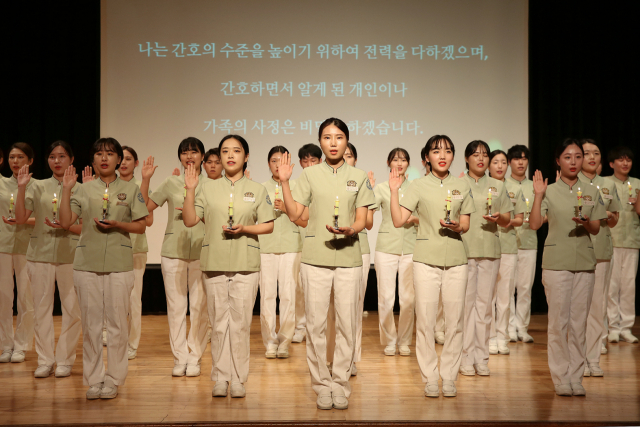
[258,178,302,254]
[374,180,417,256]
[508,176,538,250]
[128,177,149,254]
[579,172,621,260]
[0,175,34,255]
[499,180,527,254]
[605,175,640,249]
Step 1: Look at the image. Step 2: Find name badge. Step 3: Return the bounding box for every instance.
[603,194,613,199]
[510,198,517,203]
[452,195,464,200]
[490,191,499,196]
[584,200,595,206]
[346,185,358,192]
[244,196,255,202]
[116,201,129,207]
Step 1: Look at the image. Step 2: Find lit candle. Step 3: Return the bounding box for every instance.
[52,193,58,213]
[629,181,633,197]
[275,183,280,200]
[229,193,234,216]
[526,198,530,209]
[334,196,339,216]
[10,194,14,213]
[446,190,451,211]
[103,188,109,210]
[487,190,492,206]
[184,186,187,198]
[577,187,582,207]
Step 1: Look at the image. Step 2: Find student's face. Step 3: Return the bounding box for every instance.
[427,141,454,175]
[300,155,321,169]
[9,148,33,176]
[556,144,583,179]
[204,154,222,179]
[389,153,409,175]
[220,138,248,176]
[581,143,601,175]
[466,146,489,177]
[343,147,357,167]
[509,153,529,177]
[319,125,348,162]
[610,156,632,176]
[179,148,203,171]
[94,147,121,177]
[119,150,138,178]
[48,146,73,178]
[269,152,283,179]
[489,154,508,180]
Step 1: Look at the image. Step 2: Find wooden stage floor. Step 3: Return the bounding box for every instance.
[0,314,639,426]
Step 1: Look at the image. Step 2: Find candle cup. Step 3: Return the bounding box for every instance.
[334,214,339,229]
[227,215,234,230]
[577,205,586,220]
[444,209,453,225]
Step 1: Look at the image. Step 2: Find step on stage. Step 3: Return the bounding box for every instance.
[1,314,639,427]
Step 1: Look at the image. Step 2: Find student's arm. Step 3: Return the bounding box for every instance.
[96,217,146,234]
[181,164,201,227]
[510,213,524,227]
[365,209,374,230]
[279,153,306,222]
[529,170,547,231]
[59,166,80,230]
[14,165,33,224]
[389,169,413,227]
[293,207,309,227]
[224,221,274,235]
[140,156,159,213]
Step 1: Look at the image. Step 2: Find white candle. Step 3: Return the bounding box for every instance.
[52,193,58,213]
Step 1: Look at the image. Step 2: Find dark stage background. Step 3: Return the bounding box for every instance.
[2,2,638,316]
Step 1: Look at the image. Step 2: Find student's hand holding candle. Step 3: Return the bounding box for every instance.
[483,212,501,223]
[44,217,64,229]
[223,224,244,234]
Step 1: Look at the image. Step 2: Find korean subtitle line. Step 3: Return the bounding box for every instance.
[204,119,422,136]
[222,82,407,97]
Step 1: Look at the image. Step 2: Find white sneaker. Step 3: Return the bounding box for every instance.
[102,329,107,346]
[332,392,348,409]
[425,381,440,398]
[474,364,490,376]
[554,384,572,396]
[571,383,586,396]
[86,383,103,400]
[127,347,137,360]
[601,343,608,355]
[172,364,187,377]
[399,345,411,356]
[608,331,620,343]
[442,380,457,397]
[276,346,289,358]
[212,381,228,397]
[34,365,54,378]
[459,365,476,376]
[583,365,591,377]
[489,342,498,355]
[589,364,604,377]
[518,331,534,343]
[10,350,25,363]
[100,385,118,399]
[508,332,518,342]
[497,341,510,354]
[186,364,201,377]
[362,310,369,317]
[620,331,639,343]
[55,365,72,378]
[384,345,396,356]
[434,332,445,345]
[350,363,357,376]
[292,330,305,343]
[316,393,333,410]
[230,382,246,398]
[0,350,12,363]
[265,345,277,359]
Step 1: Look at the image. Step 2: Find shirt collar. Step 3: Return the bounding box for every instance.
[224,174,246,186]
[97,176,120,188]
[610,174,629,184]
[426,171,452,185]
[508,175,527,185]
[465,171,487,185]
[49,176,63,185]
[556,176,580,191]
[323,160,345,173]
[578,171,600,185]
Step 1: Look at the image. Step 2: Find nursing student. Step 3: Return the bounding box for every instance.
[203,148,223,180]
[139,137,208,377]
[390,135,474,398]
[59,137,149,399]
[529,139,607,397]
[0,142,35,364]
[459,141,512,377]
[373,147,417,357]
[487,150,526,356]
[12,141,82,378]
[278,118,375,410]
[182,134,275,398]
[259,145,306,359]
[578,139,620,376]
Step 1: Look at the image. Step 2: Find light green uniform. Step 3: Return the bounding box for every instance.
[579,172,621,260]
[127,177,149,254]
[0,175,34,255]
[500,180,527,254]
[400,173,475,267]
[24,177,80,264]
[258,178,302,254]
[195,175,274,272]
[150,174,206,260]
[461,173,513,259]
[540,179,608,271]
[292,161,376,268]
[70,177,149,272]
[605,175,640,249]
[508,176,538,250]
[374,180,417,255]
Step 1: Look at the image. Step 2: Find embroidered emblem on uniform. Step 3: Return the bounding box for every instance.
[489,186,498,195]
[452,189,464,200]
[366,179,372,190]
[509,192,515,198]
[583,195,595,206]
[347,180,358,192]
[602,188,610,195]
[266,195,272,205]
[118,193,127,200]
[244,192,256,202]
[137,193,144,203]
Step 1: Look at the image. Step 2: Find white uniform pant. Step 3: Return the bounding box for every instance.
[510,249,537,335]
[294,256,306,334]
[541,269,595,386]
[607,247,638,334]
[414,262,467,382]
[300,263,359,397]
[27,262,81,367]
[74,270,134,386]
[128,253,147,351]
[354,254,370,362]
[259,252,300,349]
[375,251,415,347]
[586,260,611,364]
[491,253,517,342]
[204,271,258,384]
[435,295,445,334]
[160,257,207,366]
[461,258,500,367]
[0,253,34,352]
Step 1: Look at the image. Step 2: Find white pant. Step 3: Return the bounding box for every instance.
[586,260,611,364]
[414,262,467,382]
[74,270,134,386]
[375,252,415,347]
[259,252,300,349]
[27,262,81,367]
[462,258,500,367]
[128,253,147,351]
[435,294,445,334]
[491,253,517,342]
[542,269,595,386]
[510,249,537,335]
[160,257,207,366]
[204,271,258,384]
[354,254,370,362]
[300,263,359,397]
[607,247,638,334]
[0,253,34,352]
[294,256,306,334]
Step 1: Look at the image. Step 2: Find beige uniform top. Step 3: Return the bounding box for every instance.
[400,173,475,268]
[499,180,527,254]
[508,176,538,250]
[374,180,417,255]
[461,173,513,259]
[578,172,621,260]
[540,178,607,271]
[127,177,149,254]
[24,177,79,264]
[292,161,376,268]
[150,173,206,260]
[70,177,149,273]
[605,175,640,249]
[0,175,34,255]
[258,178,302,254]
[195,175,275,272]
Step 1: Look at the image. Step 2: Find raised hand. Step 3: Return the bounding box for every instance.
[82,166,94,183]
[389,167,402,192]
[142,156,158,180]
[244,169,252,180]
[533,170,548,196]
[184,163,199,190]
[172,168,180,176]
[17,165,32,188]
[367,171,376,188]
[63,166,78,190]
[555,170,561,182]
[278,152,295,182]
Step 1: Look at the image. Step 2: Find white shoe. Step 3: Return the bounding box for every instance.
[620,331,639,343]
[497,341,510,355]
[316,393,333,410]
[518,331,534,343]
[601,343,608,355]
[86,383,103,400]
[384,345,396,356]
[474,364,490,376]
[172,364,187,377]
[265,345,277,359]
[127,347,137,360]
[350,363,357,376]
[589,364,604,377]
[583,365,591,377]
[508,332,518,342]
[554,384,572,396]
[100,385,118,399]
[10,350,25,363]
[212,381,228,397]
[399,345,411,356]
[292,330,305,343]
[442,380,457,397]
[571,383,586,396]
[55,365,72,378]
[102,329,107,346]
[489,342,498,355]
[332,392,348,409]
[362,310,369,317]
[459,365,475,376]
[230,382,246,398]
[34,365,54,378]
[276,346,289,359]
[186,364,201,377]
[434,332,445,345]
[0,350,12,363]
[608,332,620,343]
[425,381,440,398]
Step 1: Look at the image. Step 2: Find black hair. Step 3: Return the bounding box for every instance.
[204,147,220,163]
[10,142,35,160]
[267,145,289,162]
[46,140,74,160]
[422,135,455,167]
[298,143,322,161]
[90,137,123,170]
[464,140,490,170]
[121,145,138,162]
[554,138,583,171]
[607,145,634,163]
[489,149,507,162]
[177,137,205,159]
[218,134,250,171]
[387,148,410,165]
[318,117,349,141]
[346,142,357,160]
[507,144,530,162]
[579,138,599,150]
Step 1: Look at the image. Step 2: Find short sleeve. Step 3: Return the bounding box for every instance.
[373,184,383,211]
[540,195,548,217]
[292,170,311,207]
[70,185,83,217]
[24,184,36,212]
[256,187,277,224]
[460,187,476,215]
[591,192,608,221]
[513,189,527,215]
[130,186,150,221]
[499,187,513,214]
[149,178,169,207]
[355,174,375,208]
[194,187,206,220]
[608,185,622,213]
[400,183,419,213]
